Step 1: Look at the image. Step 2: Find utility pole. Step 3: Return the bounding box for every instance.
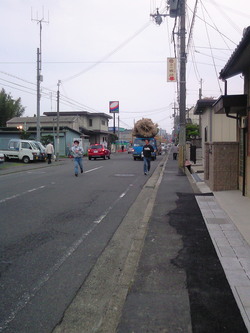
[172,102,179,143]
[32,8,49,141]
[56,80,61,161]
[36,47,41,141]
[178,0,186,174]
[150,1,186,172]
[198,78,203,139]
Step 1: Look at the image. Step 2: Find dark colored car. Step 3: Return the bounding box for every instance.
[33,141,47,161]
[88,144,111,160]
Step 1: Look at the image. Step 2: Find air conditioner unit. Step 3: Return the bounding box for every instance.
[241,116,247,128]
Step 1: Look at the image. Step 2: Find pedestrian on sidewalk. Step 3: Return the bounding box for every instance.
[142,139,154,175]
[45,142,54,164]
[71,140,84,177]
[172,144,179,160]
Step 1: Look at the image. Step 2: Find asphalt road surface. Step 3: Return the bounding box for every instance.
[0,153,163,333]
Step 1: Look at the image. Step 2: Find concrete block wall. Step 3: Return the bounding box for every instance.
[205,142,239,191]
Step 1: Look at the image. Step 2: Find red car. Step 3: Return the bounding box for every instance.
[88,144,111,160]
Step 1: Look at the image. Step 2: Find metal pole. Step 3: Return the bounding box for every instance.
[113,114,116,134]
[178,0,186,174]
[56,80,60,161]
[36,48,41,141]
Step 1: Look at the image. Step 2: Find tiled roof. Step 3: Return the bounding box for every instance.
[220,26,250,79]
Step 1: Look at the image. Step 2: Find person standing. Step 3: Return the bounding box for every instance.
[71,139,84,177]
[45,142,54,164]
[142,139,154,175]
[172,144,179,160]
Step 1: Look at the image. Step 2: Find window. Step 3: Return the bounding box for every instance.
[102,120,105,125]
[21,142,31,149]
[90,145,102,149]
[89,119,93,127]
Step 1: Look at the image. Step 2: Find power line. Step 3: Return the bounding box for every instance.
[200,1,222,94]
[62,21,151,83]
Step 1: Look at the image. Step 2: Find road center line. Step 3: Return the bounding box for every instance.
[84,166,103,173]
[0,185,46,204]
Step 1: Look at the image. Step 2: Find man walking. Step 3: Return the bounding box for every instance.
[142,139,154,175]
[45,142,54,164]
[172,144,179,160]
[71,139,84,177]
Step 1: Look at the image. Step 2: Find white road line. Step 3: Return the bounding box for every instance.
[0,183,133,331]
[0,185,45,204]
[84,166,103,173]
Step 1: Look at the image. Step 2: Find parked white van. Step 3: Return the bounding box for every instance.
[0,139,40,163]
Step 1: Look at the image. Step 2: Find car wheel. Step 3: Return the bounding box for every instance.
[103,155,106,160]
[108,155,110,159]
[22,156,30,164]
[134,157,136,160]
[94,158,96,160]
[88,157,91,160]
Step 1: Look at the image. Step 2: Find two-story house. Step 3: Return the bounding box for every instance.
[214,26,250,197]
[195,27,250,197]
[4,111,112,156]
[194,98,238,191]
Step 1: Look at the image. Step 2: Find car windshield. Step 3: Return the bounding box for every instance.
[134,139,154,146]
[30,142,38,150]
[34,142,45,151]
[90,145,102,149]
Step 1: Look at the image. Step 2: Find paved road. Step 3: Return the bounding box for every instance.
[2,153,246,333]
[0,153,163,333]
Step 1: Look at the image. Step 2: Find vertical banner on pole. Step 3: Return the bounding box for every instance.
[167,58,177,82]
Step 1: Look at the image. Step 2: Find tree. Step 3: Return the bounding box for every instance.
[41,135,54,146]
[0,88,25,127]
[108,133,118,145]
[186,123,199,141]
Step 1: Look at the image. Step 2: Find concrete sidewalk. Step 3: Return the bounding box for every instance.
[189,161,250,331]
[117,157,248,332]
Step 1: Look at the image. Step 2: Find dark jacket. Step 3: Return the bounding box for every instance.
[143,144,154,158]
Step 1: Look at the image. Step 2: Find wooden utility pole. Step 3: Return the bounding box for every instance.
[178,0,187,174]
[56,80,61,161]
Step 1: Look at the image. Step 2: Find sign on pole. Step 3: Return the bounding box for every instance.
[167,58,177,82]
[109,101,119,113]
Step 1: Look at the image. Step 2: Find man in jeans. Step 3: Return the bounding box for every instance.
[142,139,155,175]
[71,140,84,177]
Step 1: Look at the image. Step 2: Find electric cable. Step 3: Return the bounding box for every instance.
[62,21,151,83]
[200,1,223,94]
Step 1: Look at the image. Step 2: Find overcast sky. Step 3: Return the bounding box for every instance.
[1,0,250,133]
